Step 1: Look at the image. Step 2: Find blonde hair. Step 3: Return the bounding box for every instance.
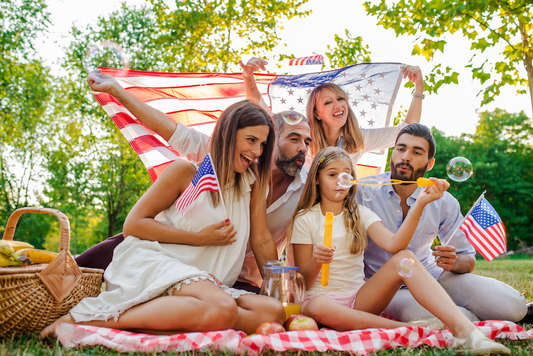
[286,147,367,255]
[306,83,365,157]
[208,100,274,206]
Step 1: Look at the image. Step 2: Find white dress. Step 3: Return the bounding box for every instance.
[70,165,255,323]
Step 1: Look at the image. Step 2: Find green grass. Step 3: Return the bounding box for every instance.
[1,257,532,355]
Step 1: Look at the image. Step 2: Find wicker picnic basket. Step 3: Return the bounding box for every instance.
[0,207,104,338]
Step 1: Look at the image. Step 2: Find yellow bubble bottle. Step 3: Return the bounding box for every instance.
[321,212,334,287]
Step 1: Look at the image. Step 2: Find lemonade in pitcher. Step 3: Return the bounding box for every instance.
[283,302,302,320]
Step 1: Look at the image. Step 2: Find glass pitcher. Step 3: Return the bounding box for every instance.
[259,260,306,320]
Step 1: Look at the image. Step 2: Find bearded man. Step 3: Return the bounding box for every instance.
[357,123,527,323]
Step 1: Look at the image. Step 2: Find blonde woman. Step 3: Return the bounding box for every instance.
[240,58,424,166]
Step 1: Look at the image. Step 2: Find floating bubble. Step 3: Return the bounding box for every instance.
[282,112,304,125]
[396,257,417,278]
[83,41,130,76]
[446,157,473,182]
[337,172,354,189]
[360,185,378,201]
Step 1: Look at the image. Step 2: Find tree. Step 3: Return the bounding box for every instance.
[150,0,310,72]
[431,109,533,250]
[364,0,533,114]
[0,0,53,241]
[325,29,372,69]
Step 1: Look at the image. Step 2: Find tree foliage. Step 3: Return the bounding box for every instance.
[150,0,310,72]
[325,29,372,69]
[0,0,53,242]
[364,0,533,114]
[430,109,533,250]
[33,0,311,252]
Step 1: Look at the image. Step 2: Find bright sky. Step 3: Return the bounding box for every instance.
[36,0,532,138]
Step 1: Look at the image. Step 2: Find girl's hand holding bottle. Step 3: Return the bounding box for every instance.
[313,244,336,265]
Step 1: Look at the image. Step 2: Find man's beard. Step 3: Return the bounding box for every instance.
[274,151,305,176]
[390,160,428,184]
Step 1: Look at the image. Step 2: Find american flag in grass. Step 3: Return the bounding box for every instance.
[94,63,404,182]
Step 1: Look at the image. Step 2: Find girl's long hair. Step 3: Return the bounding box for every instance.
[208,100,274,206]
[306,83,365,157]
[286,147,367,255]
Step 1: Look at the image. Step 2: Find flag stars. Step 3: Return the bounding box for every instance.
[352,100,358,107]
[371,103,378,109]
[354,84,362,91]
[306,88,313,94]
[362,94,369,101]
[379,73,386,78]
[360,73,367,78]
[359,110,367,117]
[367,119,375,126]
[297,97,304,104]
[288,89,294,95]
[367,78,374,85]
[289,106,295,111]
[280,98,287,104]
[374,88,381,95]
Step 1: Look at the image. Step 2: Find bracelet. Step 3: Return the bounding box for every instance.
[409,210,422,219]
[412,93,425,100]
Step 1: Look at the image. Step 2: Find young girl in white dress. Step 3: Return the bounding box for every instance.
[41,101,286,337]
[287,147,510,355]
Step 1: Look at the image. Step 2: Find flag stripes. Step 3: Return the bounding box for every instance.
[289,54,324,66]
[95,63,403,182]
[175,154,221,213]
[459,197,507,262]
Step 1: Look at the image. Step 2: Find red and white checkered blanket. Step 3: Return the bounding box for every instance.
[56,321,532,354]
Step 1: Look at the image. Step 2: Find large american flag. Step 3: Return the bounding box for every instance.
[460,197,507,261]
[175,153,220,213]
[94,63,404,182]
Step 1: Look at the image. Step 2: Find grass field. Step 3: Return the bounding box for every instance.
[1,257,532,355]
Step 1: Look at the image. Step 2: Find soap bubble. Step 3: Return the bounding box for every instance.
[396,257,417,278]
[337,172,354,189]
[282,111,304,125]
[360,185,378,201]
[83,41,130,76]
[446,157,473,182]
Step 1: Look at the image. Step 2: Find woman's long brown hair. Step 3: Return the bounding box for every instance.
[208,100,274,206]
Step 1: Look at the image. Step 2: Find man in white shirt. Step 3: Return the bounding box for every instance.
[76,72,312,293]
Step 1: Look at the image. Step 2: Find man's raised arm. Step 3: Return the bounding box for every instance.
[87,71,209,161]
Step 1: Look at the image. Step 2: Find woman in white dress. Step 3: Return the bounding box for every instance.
[41,100,285,337]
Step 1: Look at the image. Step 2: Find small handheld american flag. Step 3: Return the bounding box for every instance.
[175,154,225,215]
[460,196,507,262]
[288,53,324,66]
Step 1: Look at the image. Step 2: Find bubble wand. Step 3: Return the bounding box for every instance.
[321,212,334,287]
[337,173,448,188]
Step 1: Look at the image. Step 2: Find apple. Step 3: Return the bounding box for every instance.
[255,321,285,335]
[284,314,318,331]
